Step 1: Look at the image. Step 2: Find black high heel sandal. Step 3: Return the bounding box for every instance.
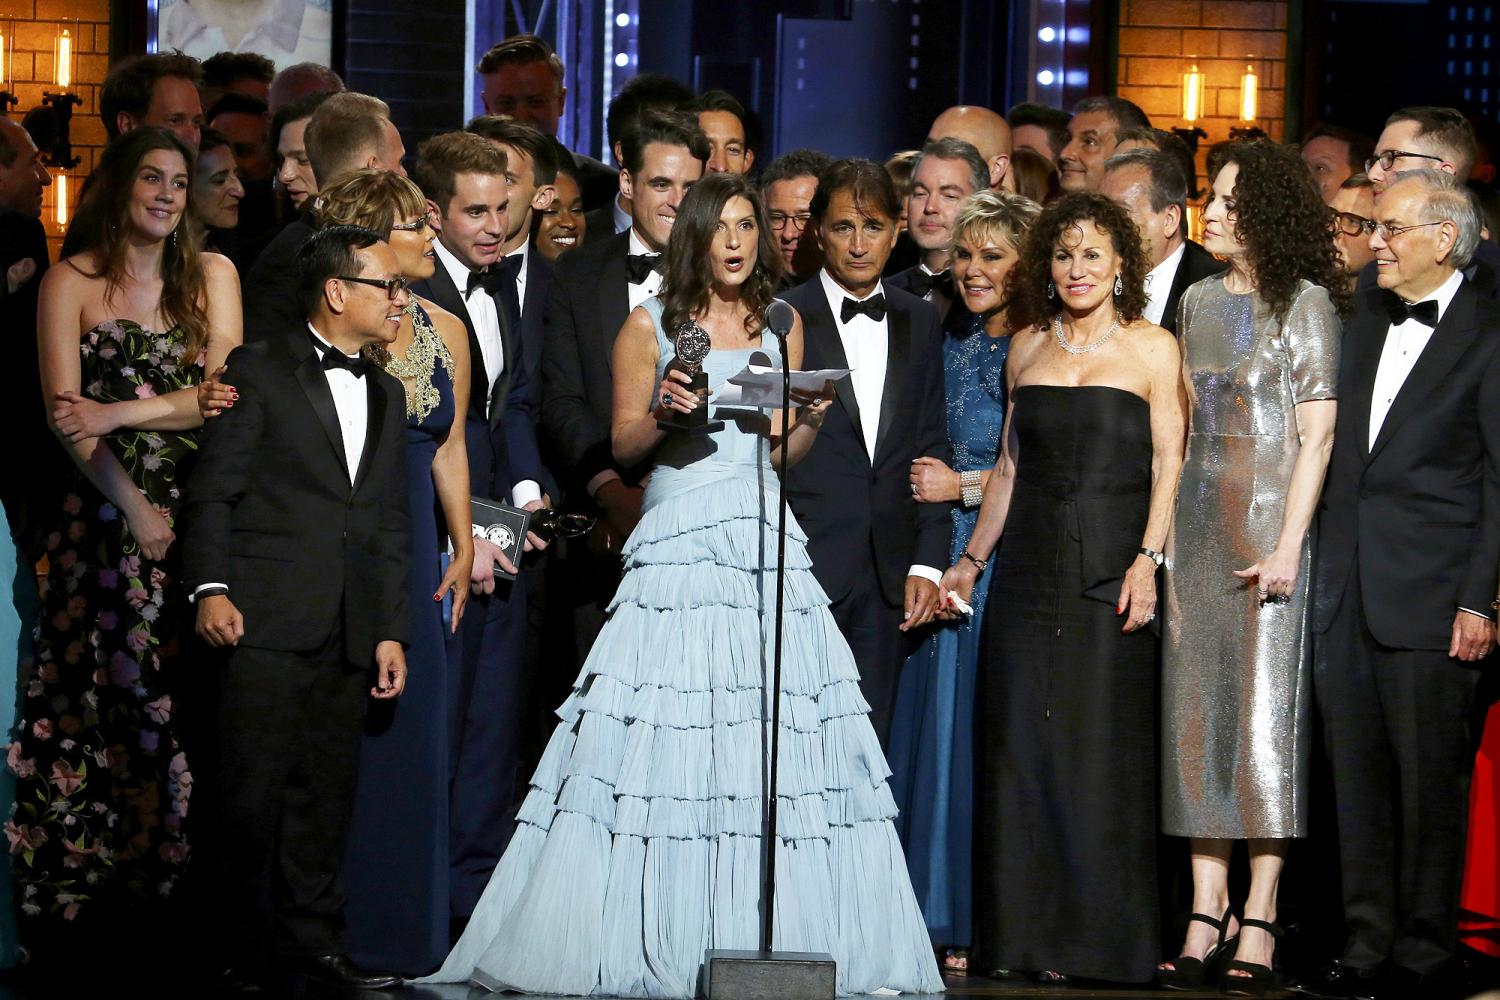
[1220,918,1283,997]
[1156,906,1238,992]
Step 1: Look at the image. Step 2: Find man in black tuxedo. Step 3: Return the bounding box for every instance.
[1357,106,1499,299]
[475,34,616,211]
[1100,148,1224,334]
[541,111,707,654]
[0,116,63,560]
[409,131,549,925]
[780,158,949,745]
[1310,170,1500,1000]
[886,138,990,325]
[241,92,406,342]
[581,74,697,246]
[184,225,411,991]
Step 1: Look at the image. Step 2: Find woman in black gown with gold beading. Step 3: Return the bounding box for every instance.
[941,193,1186,984]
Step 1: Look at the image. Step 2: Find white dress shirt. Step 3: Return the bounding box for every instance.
[1369,269,1464,449]
[627,229,665,312]
[817,270,940,587]
[433,239,541,509]
[1142,241,1186,327]
[434,238,505,399]
[308,325,369,482]
[503,240,530,309]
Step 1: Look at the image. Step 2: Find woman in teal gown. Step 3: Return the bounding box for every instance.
[888,191,1041,970]
[424,173,943,997]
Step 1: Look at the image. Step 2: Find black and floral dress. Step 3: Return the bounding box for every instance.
[8,319,203,924]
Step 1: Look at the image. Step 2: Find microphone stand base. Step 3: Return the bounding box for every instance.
[703,949,836,1000]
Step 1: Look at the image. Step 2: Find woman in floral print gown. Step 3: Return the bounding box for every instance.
[8,128,240,943]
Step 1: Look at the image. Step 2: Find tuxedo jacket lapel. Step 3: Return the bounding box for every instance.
[872,305,909,464]
[290,341,351,485]
[421,264,486,419]
[1345,301,1384,460]
[1368,282,1479,462]
[800,289,866,450]
[599,236,631,372]
[352,375,389,493]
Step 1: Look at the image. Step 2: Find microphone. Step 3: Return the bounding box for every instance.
[765,299,795,340]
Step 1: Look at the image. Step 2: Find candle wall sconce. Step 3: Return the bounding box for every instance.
[0,23,16,114]
[40,25,81,169]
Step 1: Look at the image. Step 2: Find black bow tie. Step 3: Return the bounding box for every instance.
[318,344,370,378]
[1384,293,1440,328]
[626,252,661,285]
[841,294,888,324]
[908,269,954,301]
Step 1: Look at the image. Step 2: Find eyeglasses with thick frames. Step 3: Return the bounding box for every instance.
[391,216,431,233]
[1368,220,1448,241]
[338,275,410,300]
[1334,212,1374,237]
[769,212,813,233]
[1364,149,1446,173]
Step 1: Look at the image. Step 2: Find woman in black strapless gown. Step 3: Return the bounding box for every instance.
[942,193,1186,984]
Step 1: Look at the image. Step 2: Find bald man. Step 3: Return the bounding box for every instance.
[927,105,1011,190]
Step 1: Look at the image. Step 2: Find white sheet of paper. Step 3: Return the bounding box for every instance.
[712,363,852,408]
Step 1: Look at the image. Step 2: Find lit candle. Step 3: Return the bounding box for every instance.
[1181,65,1205,123]
[1,28,8,89]
[1239,64,1259,123]
[55,27,72,90]
[55,173,68,228]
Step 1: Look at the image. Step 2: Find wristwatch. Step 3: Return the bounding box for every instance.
[1139,546,1165,567]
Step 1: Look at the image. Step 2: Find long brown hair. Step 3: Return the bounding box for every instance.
[69,127,211,362]
[659,172,782,338]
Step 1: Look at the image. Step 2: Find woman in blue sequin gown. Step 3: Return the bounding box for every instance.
[425,173,942,997]
[304,171,478,976]
[888,192,1041,968]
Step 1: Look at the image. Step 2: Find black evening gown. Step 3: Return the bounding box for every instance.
[973,384,1160,983]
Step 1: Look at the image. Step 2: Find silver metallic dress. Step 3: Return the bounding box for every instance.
[1162,276,1341,838]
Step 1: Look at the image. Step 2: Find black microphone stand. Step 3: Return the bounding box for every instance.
[703,304,834,999]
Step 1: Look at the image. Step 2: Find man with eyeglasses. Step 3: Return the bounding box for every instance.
[184,225,413,992]
[759,148,833,285]
[1356,106,1499,300]
[1330,173,1378,294]
[1307,169,1500,1000]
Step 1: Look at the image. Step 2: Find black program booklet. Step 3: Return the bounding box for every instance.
[470,496,531,581]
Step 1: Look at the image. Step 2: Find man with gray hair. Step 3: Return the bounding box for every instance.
[1099,148,1223,333]
[887,137,989,322]
[241,92,407,342]
[1058,95,1150,193]
[1311,167,1500,1000]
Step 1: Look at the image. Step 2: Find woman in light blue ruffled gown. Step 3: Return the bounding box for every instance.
[424,173,943,997]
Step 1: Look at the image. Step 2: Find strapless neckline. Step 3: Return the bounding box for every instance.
[1013,383,1148,408]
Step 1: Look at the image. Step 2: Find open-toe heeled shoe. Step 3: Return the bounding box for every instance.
[1220,918,1283,997]
[1156,905,1238,992]
[939,947,969,976]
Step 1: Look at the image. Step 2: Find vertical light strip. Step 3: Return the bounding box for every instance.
[602,0,615,162]
[463,0,476,123]
[56,27,71,89]
[1239,63,1259,122]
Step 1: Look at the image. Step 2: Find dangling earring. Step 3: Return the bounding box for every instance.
[1113,273,1123,296]
[1047,281,1055,300]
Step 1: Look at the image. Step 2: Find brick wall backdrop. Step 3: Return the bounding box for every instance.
[1,0,111,259]
[1116,0,1288,201]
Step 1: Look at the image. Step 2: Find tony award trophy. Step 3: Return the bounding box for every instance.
[656,320,724,435]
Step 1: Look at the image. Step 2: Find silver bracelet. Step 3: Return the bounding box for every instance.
[959,469,984,509]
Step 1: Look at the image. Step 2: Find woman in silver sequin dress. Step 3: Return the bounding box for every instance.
[1158,142,1347,995]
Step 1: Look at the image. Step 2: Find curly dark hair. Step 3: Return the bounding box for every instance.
[660,172,783,338]
[1217,139,1350,321]
[1011,192,1149,330]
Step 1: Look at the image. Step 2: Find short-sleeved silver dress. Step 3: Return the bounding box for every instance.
[1162,276,1341,839]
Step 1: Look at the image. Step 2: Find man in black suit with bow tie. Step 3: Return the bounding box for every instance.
[409,131,550,927]
[1310,170,1500,1000]
[780,158,949,745]
[540,110,707,660]
[885,138,989,326]
[185,225,411,991]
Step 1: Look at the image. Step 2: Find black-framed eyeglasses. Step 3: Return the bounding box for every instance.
[528,509,596,542]
[1369,220,1448,241]
[1365,149,1446,172]
[1334,211,1375,237]
[391,216,431,233]
[338,275,410,300]
[769,212,812,233]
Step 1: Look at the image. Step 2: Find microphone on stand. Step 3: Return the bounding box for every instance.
[765,298,796,344]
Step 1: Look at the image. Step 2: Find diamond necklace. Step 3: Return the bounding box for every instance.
[1054,315,1121,355]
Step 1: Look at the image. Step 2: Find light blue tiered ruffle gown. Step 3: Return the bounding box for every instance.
[423,298,942,997]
